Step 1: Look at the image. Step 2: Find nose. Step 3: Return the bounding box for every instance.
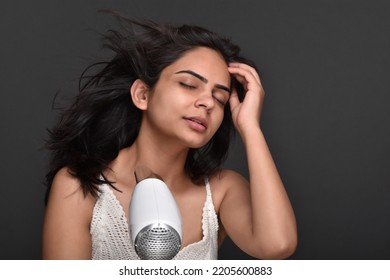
[195,92,214,111]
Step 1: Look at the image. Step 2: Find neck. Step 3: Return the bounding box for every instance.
[126,128,190,189]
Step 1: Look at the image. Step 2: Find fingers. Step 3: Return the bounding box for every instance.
[227,63,264,131]
[228,63,264,94]
[228,62,261,84]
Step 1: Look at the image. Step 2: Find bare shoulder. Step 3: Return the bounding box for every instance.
[47,167,96,214]
[50,167,83,195]
[43,167,96,259]
[208,169,249,210]
[210,169,249,190]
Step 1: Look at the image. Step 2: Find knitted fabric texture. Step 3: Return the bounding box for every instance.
[90,180,219,259]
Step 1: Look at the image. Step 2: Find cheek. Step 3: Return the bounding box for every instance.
[147,90,187,124]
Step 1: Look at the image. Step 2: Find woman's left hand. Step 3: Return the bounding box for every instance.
[228,63,265,136]
[224,64,297,260]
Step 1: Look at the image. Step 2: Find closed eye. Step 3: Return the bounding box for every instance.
[179,82,196,89]
[213,96,226,106]
[212,91,228,106]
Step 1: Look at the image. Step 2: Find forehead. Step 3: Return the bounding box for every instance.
[162,47,230,83]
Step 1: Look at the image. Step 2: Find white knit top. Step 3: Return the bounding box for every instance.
[90,180,219,260]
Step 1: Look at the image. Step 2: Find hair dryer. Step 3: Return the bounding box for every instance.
[129,167,182,259]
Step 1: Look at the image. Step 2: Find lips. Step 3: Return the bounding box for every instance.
[184,116,208,131]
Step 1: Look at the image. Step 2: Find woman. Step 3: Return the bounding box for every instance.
[42,14,297,260]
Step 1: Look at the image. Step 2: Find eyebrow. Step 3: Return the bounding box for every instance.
[175,70,231,93]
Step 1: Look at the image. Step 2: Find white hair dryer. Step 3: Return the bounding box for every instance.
[129,167,182,259]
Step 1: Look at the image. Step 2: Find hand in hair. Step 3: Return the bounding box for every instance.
[228,62,265,138]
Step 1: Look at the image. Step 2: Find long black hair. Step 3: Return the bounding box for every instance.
[45,12,253,200]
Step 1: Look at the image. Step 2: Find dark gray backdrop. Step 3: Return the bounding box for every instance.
[1,0,389,260]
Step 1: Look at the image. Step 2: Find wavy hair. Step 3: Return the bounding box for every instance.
[45,12,253,200]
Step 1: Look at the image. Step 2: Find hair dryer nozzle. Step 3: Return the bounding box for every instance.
[129,177,182,260]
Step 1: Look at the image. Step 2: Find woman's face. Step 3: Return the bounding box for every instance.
[144,47,231,149]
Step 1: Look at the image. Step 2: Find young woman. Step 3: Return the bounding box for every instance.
[42,14,297,260]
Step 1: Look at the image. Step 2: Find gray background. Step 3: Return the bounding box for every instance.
[1,0,389,259]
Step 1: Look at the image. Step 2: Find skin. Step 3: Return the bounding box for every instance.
[42,47,297,259]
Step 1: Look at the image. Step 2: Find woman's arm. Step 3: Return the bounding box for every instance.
[42,168,95,259]
[218,63,297,259]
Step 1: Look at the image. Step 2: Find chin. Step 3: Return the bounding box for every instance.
[187,142,207,149]
[179,131,214,149]
[184,138,210,149]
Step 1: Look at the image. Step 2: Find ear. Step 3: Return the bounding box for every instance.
[130,79,150,110]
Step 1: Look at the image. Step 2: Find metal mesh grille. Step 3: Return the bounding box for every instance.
[134,224,181,260]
